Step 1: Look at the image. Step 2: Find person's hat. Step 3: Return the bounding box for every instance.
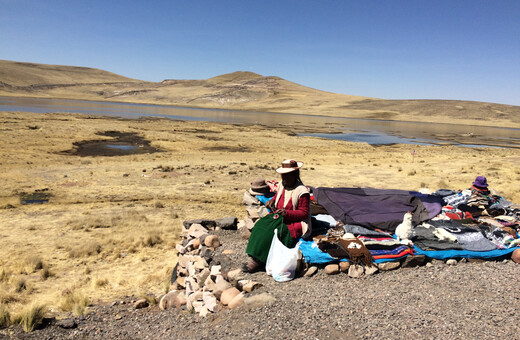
[472,176,488,188]
[249,177,270,195]
[276,159,303,174]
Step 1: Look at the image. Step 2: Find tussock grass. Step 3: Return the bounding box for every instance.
[0,304,10,328]
[1,111,519,319]
[68,241,102,258]
[60,290,90,316]
[23,255,44,273]
[14,303,47,332]
[14,277,28,293]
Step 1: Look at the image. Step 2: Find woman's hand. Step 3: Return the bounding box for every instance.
[265,199,275,211]
[275,209,286,217]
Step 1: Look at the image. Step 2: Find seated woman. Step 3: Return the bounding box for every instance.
[459,176,500,216]
[243,159,312,273]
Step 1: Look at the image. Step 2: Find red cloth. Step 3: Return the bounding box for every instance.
[275,190,310,239]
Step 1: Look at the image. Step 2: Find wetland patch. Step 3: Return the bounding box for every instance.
[60,131,162,157]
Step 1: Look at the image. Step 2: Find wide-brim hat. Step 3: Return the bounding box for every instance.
[276,159,303,174]
[249,177,270,195]
[472,175,488,188]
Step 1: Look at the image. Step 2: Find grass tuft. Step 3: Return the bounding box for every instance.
[16,304,47,332]
[60,291,90,316]
[94,277,109,288]
[0,304,10,328]
[68,241,102,258]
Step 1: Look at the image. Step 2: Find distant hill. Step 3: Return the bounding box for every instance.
[1,59,519,127]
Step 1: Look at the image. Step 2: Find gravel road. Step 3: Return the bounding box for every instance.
[4,230,519,340]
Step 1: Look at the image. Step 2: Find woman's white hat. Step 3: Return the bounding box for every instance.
[276,159,303,174]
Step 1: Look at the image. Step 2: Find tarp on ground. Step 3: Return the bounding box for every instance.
[312,187,443,233]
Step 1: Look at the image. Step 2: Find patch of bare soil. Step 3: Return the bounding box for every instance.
[59,131,162,157]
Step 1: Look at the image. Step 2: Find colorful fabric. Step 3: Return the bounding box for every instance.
[246,214,294,263]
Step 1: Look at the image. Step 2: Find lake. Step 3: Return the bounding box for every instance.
[1,96,520,148]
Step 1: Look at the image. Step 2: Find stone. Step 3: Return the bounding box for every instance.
[348,264,364,278]
[377,261,401,271]
[204,235,220,248]
[401,255,426,268]
[183,219,216,231]
[213,275,232,299]
[133,299,149,309]
[303,266,318,277]
[511,249,520,263]
[325,264,340,275]
[227,268,243,281]
[203,292,218,312]
[243,293,276,309]
[194,268,210,284]
[364,265,378,276]
[237,219,246,230]
[187,223,209,240]
[220,287,240,305]
[339,262,350,273]
[185,277,199,296]
[159,290,186,310]
[178,255,191,268]
[215,217,237,230]
[210,265,222,278]
[242,281,262,293]
[203,276,216,292]
[244,217,255,231]
[222,249,234,255]
[175,244,186,254]
[446,259,458,266]
[193,257,209,270]
[241,227,251,240]
[425,262,433,267]
[56,318,77,329]
[175,276,186,289]
[192,238,200,249]
[187,262,197,277]
[199,306,210,318]
[228,292,245,309]
[192,301,204,313]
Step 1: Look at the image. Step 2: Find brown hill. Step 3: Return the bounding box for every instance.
[1,60,519,127]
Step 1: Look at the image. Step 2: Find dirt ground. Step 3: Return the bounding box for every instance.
[0,111,519,328]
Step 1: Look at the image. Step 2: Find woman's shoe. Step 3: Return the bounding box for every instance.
[242,258,263,273]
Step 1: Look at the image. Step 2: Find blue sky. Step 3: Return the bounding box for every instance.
[1,0,519,105]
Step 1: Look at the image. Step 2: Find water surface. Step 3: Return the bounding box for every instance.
[2,96,520,148]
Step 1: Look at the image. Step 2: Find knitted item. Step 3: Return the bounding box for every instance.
[338,238,375,267]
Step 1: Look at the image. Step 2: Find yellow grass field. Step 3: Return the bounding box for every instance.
[1,111,519,318]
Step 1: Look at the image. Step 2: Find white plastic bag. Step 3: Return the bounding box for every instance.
[265,229,301,282]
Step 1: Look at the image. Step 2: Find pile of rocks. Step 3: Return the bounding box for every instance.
[160,218,265,317]
[238,191,270,239]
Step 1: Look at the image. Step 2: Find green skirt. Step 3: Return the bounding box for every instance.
[246,213,295,263]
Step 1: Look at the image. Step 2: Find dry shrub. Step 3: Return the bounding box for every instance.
[0,304,10,328]
[60,291,90,316]
[14,277,27,293]
[138,231,163,248]
[23,255,43,273]
[68,241,102,258]
[94,277,109,288]
[40,264,54,280]
[407,170,416,176]
[15,304,47,332]
[0,290,18,305]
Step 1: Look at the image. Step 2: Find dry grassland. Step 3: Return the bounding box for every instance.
[0,111,519,318]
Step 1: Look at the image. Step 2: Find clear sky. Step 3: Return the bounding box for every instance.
[1,0,519,105]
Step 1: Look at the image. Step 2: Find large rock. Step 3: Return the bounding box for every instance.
[215,217,237,230]
[220,287,240,305]
[213,275,232,299]
[243,293,276,309]
[133,299,149,309]
[446,259,458,266]
[512,249,520,263]
[194,268,210,284]
[183,219,216,230]
[303,266,318,277]
[187,224,209,240]
[339,262,350,273]
[159,290,186,310]
[364,265,378,276]
[228,292,245,309]
[204,235,220,248]
[325,264,340,275]
[377,261,401,271]
[348,264,364,278]
[401,255,426,268]
[203,292,219,312]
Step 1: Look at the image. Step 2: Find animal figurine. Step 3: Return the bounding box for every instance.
[433,227,458,243]
[395,211,414,245]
